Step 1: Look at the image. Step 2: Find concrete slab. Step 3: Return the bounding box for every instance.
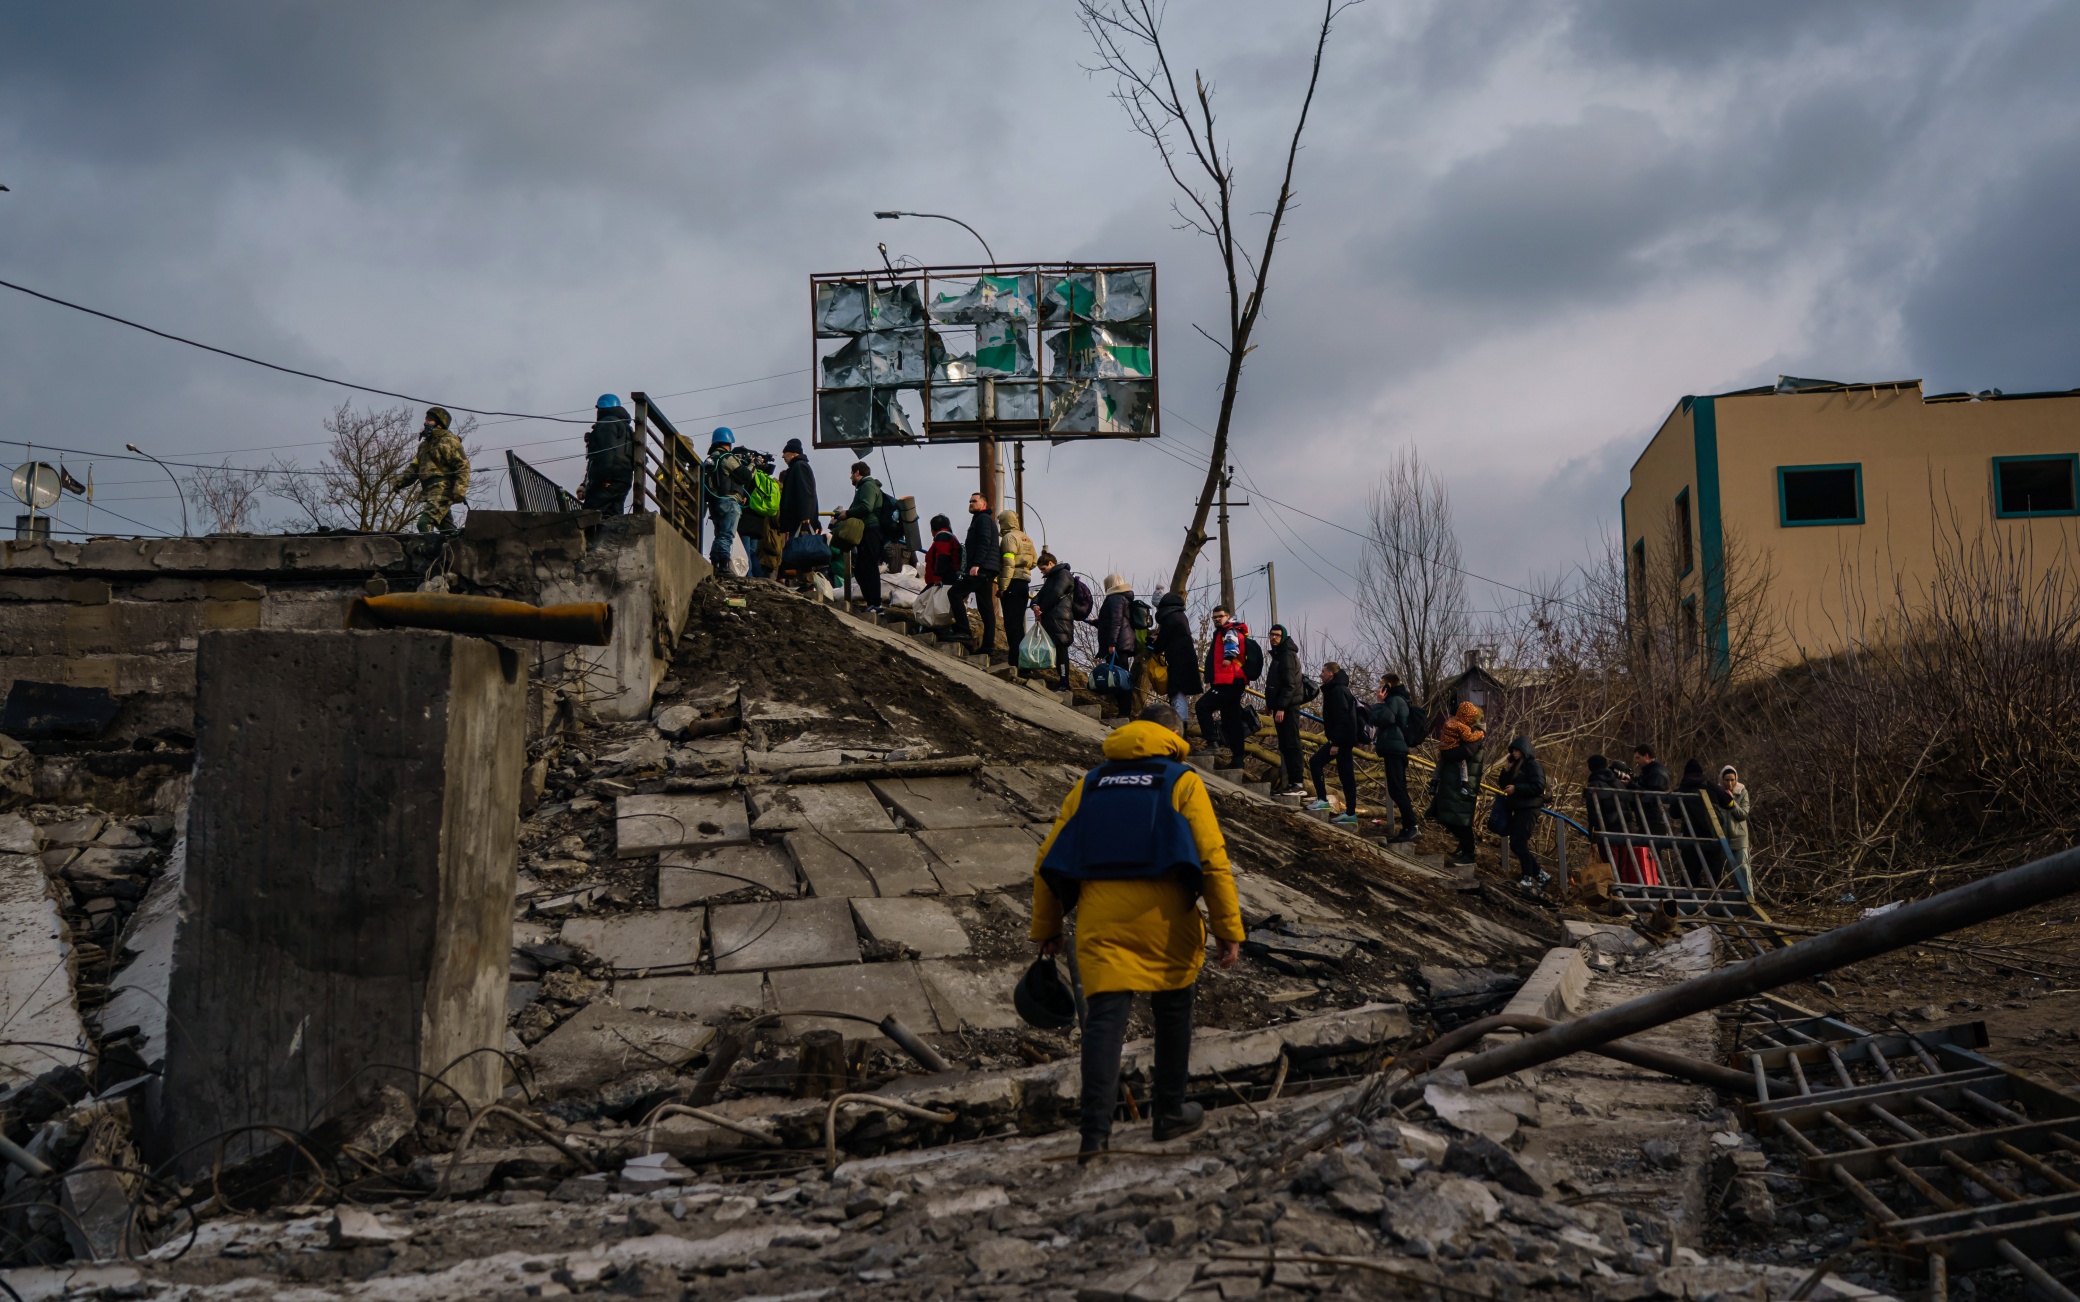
[1232,870,1346,924]
[916,826,1040,895]
[617,972,768,1021]
[0,854,88,1089]
[527,1002,716,1093]
[559,910,705,973]
[615,791,751,856]
[1500,946,1591,1022]
[918,958,1026,1032]
[782,830,876,899]
[657,844,798,906]
[709,898,862,973]
[980,764,1084,822]
[768,961,943,1041]
[825,831,941,897]
[868,776,1022,829]
[747,783,895,835]
[850,897,972,959]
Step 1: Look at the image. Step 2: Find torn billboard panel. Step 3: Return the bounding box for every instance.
[811,262,1156,447]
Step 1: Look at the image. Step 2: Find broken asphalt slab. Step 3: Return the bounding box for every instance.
[656,843,798,905]
[914,826,1039,895]
[867,775,1022,829]
[748,782,896,835]
[708,898,862,973]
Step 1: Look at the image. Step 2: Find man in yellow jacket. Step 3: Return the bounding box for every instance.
[1031,704,1245,1156]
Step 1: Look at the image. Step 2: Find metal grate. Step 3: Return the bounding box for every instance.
[1730,994,2080,1299]
[506,450,580,513]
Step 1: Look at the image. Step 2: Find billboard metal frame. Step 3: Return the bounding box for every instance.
[809,261,1159,450]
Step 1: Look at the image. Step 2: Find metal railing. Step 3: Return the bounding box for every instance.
[630,391,705,552]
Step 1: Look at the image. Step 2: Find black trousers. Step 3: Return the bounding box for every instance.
[1310,744,1356,810]
[1507,805,1541,879]
[850,530,883,606]
[582,473,630,516]
[950,574,997,655]
[1000,579,1029,657]
[1380,752,1415,829]
[1273,709,1304,788]
[1080,985,1195,1146]
[1444,820,1476,861]
[1195,683,1247,763]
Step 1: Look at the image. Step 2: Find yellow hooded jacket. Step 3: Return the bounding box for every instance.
[1029,720,1245,994]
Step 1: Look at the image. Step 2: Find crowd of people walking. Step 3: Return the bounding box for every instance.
[669,429,1756,904]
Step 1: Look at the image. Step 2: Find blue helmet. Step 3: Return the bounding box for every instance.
[710,426,735,446]
[596,393,622,410]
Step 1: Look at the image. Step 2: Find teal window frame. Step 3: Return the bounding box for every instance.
[1674,487,1694,577]
[1992,454,2080,519]
[1777,462,1864,527]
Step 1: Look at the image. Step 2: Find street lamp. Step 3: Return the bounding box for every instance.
[125,443,190,536]
[872,210,996,266]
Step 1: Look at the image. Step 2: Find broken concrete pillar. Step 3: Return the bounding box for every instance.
[152,629,524,1176]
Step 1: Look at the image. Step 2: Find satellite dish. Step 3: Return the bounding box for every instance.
[10,462,60,510]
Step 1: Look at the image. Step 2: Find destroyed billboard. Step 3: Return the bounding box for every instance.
[810,262,1159,448]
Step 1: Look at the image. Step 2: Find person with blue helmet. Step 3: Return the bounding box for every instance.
[579,394,635,516]
[703,426,757,572]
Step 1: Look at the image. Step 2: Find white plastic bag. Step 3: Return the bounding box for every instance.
[728,530,751,578]
[1019,624,1057,670]
[914,584,954,629]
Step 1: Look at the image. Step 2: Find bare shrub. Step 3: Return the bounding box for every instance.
[185,462,267,534]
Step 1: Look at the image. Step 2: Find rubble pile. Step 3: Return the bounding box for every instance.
[0,575,1911,1299]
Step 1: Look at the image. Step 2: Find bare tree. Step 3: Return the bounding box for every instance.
[274,401,480,532]
[184,461,267,534]
[1354,448,1469,702]
[1079,0,1360,599]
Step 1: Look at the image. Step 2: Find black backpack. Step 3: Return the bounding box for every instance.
[879,492,904,539]
[1071,574,1097,622]
[1241,637,1264,681]
[1128,598,1154,631]
[1402,700,1429,748]
[1297,674,1320,706]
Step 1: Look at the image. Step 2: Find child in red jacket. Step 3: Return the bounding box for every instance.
[924,515,963,587]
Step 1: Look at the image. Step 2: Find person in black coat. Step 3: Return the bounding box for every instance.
[775,438,819,537]
[1262,625,1306,795]
[1034,552,1076,689]
[1151,591,1200,718]
[1629,744,1671,792]
[579,397,636,515]
[1307,663,1362,822]
[1498,736,1548,890]
[1583,753,1622,865]
[1094,575,1137,716]
[1676,758,1737,887]
[951,493,1001,661]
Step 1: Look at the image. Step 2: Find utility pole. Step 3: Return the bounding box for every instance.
[979,437,999,508]
[1013,443,1025,523]
[1216,466,1235,613]
[1266,561,1278,630]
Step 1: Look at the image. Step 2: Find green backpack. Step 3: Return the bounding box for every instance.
[747,467,780,517]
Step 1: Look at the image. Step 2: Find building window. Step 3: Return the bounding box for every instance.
[1993,454,2079,518]
[1680,595,1698,661]
[1674,488,1694,577]
[1629,539,1646,612]
[1777,463,1864,527]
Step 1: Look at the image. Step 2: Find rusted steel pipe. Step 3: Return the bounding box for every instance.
[1436,846,2080,1090]
[346,593,613,645]
[1399,1013,1777,1096]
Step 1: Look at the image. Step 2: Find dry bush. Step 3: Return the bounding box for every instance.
[184,461,267,534]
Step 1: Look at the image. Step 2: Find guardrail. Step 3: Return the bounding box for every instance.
[630,391,705,552]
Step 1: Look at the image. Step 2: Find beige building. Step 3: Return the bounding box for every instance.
[1622,376,2080,667]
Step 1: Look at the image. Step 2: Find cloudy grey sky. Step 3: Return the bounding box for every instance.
[4,1,2076,647]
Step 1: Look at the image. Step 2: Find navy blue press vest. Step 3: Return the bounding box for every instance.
[1039,757,1203,907]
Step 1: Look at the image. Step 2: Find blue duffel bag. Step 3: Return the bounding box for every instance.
[781,526,832,575]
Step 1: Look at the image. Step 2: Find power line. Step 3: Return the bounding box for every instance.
[0,275,590,422]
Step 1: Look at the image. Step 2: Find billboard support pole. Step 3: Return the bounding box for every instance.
[980,437,999,509]
[1014,444,1025,525]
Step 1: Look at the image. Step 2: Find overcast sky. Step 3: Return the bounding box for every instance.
[4,1,2076,650]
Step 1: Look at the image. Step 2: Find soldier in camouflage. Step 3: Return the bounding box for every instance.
[399,406,471,533]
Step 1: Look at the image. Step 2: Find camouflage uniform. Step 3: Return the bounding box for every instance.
[402,406,471,532]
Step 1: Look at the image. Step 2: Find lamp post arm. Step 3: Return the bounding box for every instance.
[125,444,190,537]
[883,211,996,266]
